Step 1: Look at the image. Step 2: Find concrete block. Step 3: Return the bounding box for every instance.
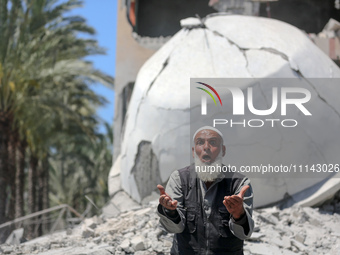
[131,235,146,251]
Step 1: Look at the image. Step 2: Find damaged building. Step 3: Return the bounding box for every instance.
[108,0,340,214]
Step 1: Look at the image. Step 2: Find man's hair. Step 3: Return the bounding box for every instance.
[193,126,224,144]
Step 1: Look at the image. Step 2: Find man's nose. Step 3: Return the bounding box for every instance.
[203,141,210,150]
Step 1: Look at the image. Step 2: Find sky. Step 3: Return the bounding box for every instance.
[68,0,117,133]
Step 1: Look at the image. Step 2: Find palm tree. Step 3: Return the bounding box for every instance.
[49,122,113,215]
[0,0,114,236]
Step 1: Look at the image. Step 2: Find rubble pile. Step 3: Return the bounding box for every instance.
[245,206,340,255]
[0,201,339,255]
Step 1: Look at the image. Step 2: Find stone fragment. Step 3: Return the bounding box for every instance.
[101,201,120,218]
[163,239,172,248]
[120,239,130,250]
[93,236,102,244]
[135,251,154,255]
[141,228,150,238]
[84,216,99,229]
[309,217,322,227]
[294,231,306,244]
[107,228,119,235]
[136,219,147,229]
[247,232,264,241]
[279,249,298,255]
[281,236,291,249]
[88,250,113,255]
[151,241,163,253]
[123,232,134,239]
[82,225,95,238]
[245,242,282,255]
[131,235,146,251]
[270,236,284,248]
[150,229,163,239]
[257,214,278,225]
[134,207,152,216]
[5,228,24,245]
[50,243,61,249]
[291,239,306,252]
[330,242,340,255]
[2,246,13,254]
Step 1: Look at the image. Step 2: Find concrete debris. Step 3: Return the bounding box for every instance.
[84,216,100,230]
[180,17,203,29]
[1,201,339,255]
[81,225,95,238]
[130,235,146,251]
[119,239,130,250]
[5,228,24,245]
[309,18,340,61]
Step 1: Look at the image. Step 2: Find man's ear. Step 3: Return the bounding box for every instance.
[192,146,195,158]
[222,145,226,157]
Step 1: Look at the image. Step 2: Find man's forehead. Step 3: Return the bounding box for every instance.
[193,126,223,142]
[194,130,222,141]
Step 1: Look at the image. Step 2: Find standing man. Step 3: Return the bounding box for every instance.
[157,126,254,255]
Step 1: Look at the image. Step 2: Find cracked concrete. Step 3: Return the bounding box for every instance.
[298,72,340,119]
[131,141,161,201]
[146,56,170,95]
[110,14,340,207]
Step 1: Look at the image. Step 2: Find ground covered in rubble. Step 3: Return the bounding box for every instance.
[0,200,340,255]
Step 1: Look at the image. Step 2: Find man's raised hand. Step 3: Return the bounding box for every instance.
[157,184,178,210]
[223,185,250,220]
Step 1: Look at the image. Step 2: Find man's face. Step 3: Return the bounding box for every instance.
[192,129,226,164]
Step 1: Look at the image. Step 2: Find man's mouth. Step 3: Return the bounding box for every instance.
[202,155,211,162]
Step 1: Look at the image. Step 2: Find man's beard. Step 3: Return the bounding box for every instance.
[194,150,223,182]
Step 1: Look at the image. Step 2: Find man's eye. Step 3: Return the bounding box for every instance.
[197,140,204,145]
[210,141,216,145]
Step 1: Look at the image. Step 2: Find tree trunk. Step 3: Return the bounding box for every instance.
[36,158,44,236]
[27,153,38,239]
[28,153,38,214]
[0,111,12,243]
[0,113,8,225]
[42,155,49,234]
[15,139,26,221]
[7,126,17,221]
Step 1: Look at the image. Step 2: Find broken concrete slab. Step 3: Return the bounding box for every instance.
[120,238,130,250]
[5,228,24,245]
[296,172,340,207]
[112,191,141,213]
[244,242,283,255]
[130,235,146,251]
[101,200,120,218]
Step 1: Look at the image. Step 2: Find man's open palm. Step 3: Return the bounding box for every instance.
[223,185,249,220]
[157,184,178,210]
